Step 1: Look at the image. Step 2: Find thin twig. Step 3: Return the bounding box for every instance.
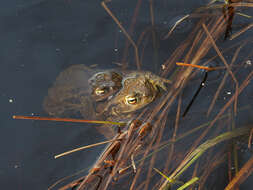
[230,23,253,40]
[163,14,190,39]
[121,0,142,69]
[202,23,239,115]
[12,115,126,126]
[144,117,168,190]
[225,156,253,190]
[248,128,253,148]
[101,1,141,69]
[54,138,118,159]
[176,62,216,71]
[207,42,246,116]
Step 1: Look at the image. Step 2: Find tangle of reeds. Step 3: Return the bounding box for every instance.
[17,1,253,190]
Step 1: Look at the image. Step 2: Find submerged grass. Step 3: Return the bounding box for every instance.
[161,126,251,190]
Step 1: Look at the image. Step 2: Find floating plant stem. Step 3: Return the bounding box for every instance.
[101,0,141,69]
[225,156,253,190]
[235,12,252,19]
[153,168,176,184]
[54,138,117,159]
[160,126,251,190]
[163,14,190,39]
[176,62,216,71]
[248,128,253,148]
[177,177,199,190]
[12,115,126,126]
[230,23,253,40]
[202,23,239,115]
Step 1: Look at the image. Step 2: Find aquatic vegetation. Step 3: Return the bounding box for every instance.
[14,0,253,189]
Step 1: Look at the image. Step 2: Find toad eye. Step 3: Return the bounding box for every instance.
[125,95,139,105]
[95,87,109,96]
[96,74,105,80]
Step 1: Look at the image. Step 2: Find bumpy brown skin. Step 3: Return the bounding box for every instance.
[43,65,123,119]
[103,71,171,116]
[43,64,95,118]
[88,71,123,102]
[43,65,170,138]
[43,65,170,118]
[104,75,156,115]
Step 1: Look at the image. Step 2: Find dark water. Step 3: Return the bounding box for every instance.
[1,0,253,189]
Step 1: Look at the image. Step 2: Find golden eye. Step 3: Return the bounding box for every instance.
[95,87,108,96]
[125,96,138,105]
